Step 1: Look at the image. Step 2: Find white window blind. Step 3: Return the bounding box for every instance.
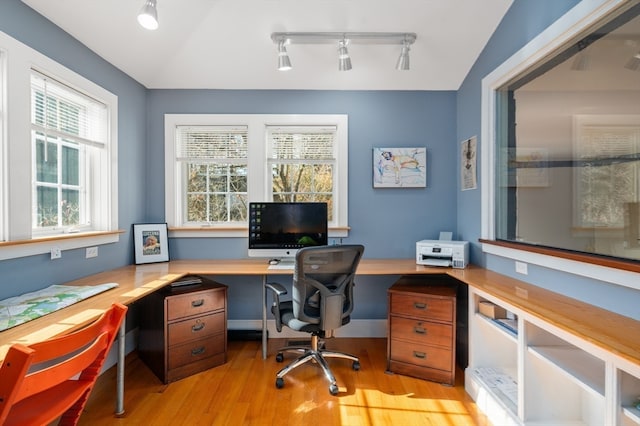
[176,126,248,162]
[30,71,108,148]
[268,126,336,161]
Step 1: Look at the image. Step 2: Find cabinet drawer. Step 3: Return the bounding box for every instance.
[168,333,225,370]
[168,311,225,346]
[390,316,453,347]
[390,293,453,322]
[167,289,225,321]
[390,339,453,372]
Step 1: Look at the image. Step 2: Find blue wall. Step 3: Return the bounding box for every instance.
[146,90,458,319]
[456,0,640,321]
[146,89,457,260]
[0,0,148,297]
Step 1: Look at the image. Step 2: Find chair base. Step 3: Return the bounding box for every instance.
[274,335,360,395]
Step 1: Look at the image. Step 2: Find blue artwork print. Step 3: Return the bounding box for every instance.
[373,147,426,187]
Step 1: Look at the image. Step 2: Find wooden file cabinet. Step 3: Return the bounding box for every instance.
[387,275,457,385]
[138,276,228,384]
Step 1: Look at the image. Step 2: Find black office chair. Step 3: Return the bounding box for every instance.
[265,244,365,395]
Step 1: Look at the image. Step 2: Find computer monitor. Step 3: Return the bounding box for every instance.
[248,202,328,261]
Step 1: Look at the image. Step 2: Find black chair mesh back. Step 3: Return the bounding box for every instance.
[292,245,364,333]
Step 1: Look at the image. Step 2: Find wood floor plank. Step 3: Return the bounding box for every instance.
[79,338,489,425]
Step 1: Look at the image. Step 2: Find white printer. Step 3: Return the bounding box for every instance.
[416,240,469,268]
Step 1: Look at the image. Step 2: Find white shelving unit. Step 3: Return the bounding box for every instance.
[465,285,640,426]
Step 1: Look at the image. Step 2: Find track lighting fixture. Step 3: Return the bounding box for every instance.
[570,39,591,71]
[396,40,411,71]
[138,0,159,30]
[570,52,590,71]
[625,51,640,71]
[277,40,292,71]
[338,39,352,71]
[271,32,417,71]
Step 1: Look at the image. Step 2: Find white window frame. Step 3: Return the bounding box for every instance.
[0,30,118,260]
[165,114,349,238]
[480,0,640,290]
[0,48,6,244]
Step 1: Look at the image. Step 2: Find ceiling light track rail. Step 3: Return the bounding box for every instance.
[271,32,417,45]
[271,31,417,71]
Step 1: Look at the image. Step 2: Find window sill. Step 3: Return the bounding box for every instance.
[0,230,123,261]
[169,226,350,239]
[480,239,640,291]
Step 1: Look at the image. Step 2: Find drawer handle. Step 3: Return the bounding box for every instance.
[414,326,427,335]
[191,346,206,356]
[192,322,205,332]
[191,299,205,308]
[413,351,427,359]
[414,302,427,310]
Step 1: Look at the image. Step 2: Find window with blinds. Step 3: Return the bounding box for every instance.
[576,123,640,228]
[30,70,109,232]
[176,126,249,223]
[165,114,348,235]
[267,126,335,219]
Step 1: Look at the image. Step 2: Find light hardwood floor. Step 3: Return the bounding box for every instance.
[79,338,489,425]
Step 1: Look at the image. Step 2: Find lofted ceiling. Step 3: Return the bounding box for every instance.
[21,0,513,91]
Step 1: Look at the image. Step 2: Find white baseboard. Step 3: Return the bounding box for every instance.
[229,319,388,338]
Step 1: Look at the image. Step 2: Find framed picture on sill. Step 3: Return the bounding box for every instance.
[133,223,169,264]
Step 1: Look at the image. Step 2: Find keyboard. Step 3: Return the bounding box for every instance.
[268,263,295,270]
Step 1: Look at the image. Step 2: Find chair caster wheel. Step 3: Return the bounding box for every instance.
[275,353,284,363]
[352,361,360,371]
[275,377,284,389]
[329,384,339,395]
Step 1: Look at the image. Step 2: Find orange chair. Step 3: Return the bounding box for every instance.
[0,302,127,426]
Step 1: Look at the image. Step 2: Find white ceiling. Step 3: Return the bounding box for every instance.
[21,0,513,91]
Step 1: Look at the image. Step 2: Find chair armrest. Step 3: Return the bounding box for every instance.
[265,282,287,296]
[265,282,287,333]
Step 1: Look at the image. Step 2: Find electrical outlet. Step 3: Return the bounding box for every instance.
[515,261,528,275]
[86,246,98,258]
[50,247,62,260]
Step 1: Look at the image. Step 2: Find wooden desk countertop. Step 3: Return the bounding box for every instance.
[0,259,443,360]
[1,259,638,370]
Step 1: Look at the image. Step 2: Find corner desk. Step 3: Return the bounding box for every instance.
[1,259,638,422]
[0,258,449,414]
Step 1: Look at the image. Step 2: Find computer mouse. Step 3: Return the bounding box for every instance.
[269,259,280,265]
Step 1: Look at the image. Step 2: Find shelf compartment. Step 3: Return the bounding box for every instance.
[623,406,640,425]
[527,346,605,397]
[524,345,605,425]
[476,312,518,341]
[465,367,519,426]
[620,369,640,426]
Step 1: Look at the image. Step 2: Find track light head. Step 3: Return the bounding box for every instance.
[338,40,352,71]
[396,42,411,71]
[138,0,159,30]
[277,40,292,71]
[625,51,640,71]
[571,52,589,71]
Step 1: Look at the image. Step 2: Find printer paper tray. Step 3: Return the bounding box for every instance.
[421,258,452,267]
